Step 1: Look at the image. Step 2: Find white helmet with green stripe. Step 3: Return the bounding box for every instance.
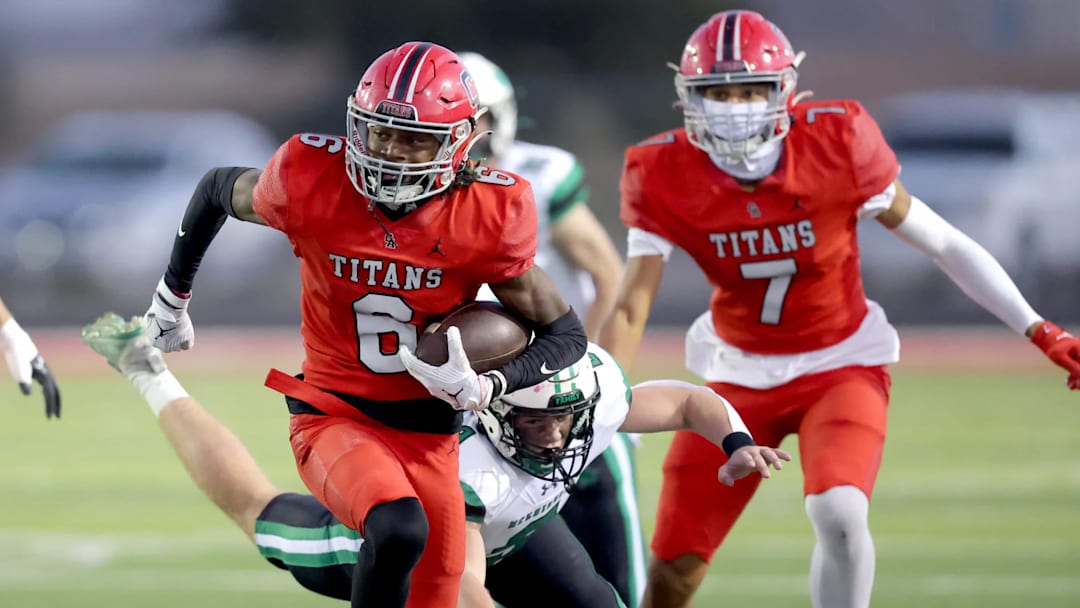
[476,354,600,486]
[459,52,518,160]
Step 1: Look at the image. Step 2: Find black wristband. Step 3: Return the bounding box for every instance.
[482,371,505,400]
[721,431,755,457]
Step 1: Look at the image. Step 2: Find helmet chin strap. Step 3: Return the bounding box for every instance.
[709,137,782,181]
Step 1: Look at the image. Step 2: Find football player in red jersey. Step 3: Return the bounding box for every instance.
[141,42,587,608]
[600,10,1080,608]
[0,296,60,418]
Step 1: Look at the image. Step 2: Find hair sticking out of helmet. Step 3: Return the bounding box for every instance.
[475,354,600,488]
[674,11,805,160]
[459,52,518,161]
[345,41,481,209]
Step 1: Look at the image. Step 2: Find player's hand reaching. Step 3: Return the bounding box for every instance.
[717,445,791,486]
[144,275,195,352]
[400,326,494,412]
[1030,321,1080,390]
[0,317,61,419]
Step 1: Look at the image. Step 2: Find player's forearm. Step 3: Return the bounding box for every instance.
[158,397,280,541]
[459,526,495,608]
[164,167,256,294]
[561,239,624,342]
[626,380,749,446]
[890,196,1041,334]
[682,384,749,446]
[582,294,614,342]
[457,571,496,608]
[583,261,622,341]
[492,310,587,396]
[598,305,646,371]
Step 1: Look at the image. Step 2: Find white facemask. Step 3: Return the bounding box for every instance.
[701,99,771,143]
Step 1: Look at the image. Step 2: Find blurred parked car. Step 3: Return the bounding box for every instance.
[0,109,299,325]
[858,88,1080,324]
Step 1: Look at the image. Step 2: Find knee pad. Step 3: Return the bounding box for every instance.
[805,485,870,543]
[364,498,429,564]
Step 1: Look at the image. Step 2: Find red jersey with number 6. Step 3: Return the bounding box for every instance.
[621,100,899,355]
[253,133,537,399]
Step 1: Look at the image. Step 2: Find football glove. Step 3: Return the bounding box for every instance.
[144,275,194,352]
[399,326,495,412]
[82,313,167,376]
[1030,321,1080,389]
[0,317,61,419]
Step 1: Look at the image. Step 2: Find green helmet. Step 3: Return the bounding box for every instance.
[476,354,600,486]
[459,52,518,160]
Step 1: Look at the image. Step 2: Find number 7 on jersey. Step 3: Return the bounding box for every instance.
[739,258,797,325]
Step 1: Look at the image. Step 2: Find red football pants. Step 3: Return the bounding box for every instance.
[651,365,891,563]
[268,370,464,608]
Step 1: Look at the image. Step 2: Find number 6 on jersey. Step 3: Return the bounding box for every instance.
[353,293,417,373]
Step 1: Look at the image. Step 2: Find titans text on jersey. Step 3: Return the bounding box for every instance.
[709,220,816,258]
[327,254,443,290]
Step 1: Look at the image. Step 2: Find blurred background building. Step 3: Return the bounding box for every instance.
[2,0,1078,326]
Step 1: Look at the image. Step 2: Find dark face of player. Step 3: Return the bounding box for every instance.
[366,125,442,165]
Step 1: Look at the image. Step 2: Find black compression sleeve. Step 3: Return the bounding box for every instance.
[489,308,587,395]
[163,166,252,294]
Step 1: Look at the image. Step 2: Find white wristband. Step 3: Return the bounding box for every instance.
[131,369,189,416]
[155,276,191,310]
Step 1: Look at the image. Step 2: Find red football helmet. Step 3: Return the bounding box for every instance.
[346,41,481,208]
[674,11,805,159]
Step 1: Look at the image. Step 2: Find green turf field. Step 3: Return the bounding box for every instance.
[2,360,1078,607]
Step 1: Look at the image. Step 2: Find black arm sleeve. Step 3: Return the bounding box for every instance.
[488,308,587,396]
[163,166,253,294]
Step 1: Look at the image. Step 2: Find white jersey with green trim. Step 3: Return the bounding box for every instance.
[459,343,631,564]
[495,140,593,314]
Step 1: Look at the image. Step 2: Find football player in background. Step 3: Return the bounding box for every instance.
[140,41,587,608]
[462,52,623,341]
[0,295,60,418]
[82,313,788,608]
[460,52,644,607]
[600,10,1080,608]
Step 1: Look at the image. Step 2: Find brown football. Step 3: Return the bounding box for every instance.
[416,302,530,373]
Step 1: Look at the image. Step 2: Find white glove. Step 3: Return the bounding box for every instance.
[399,326,494,411]
[143,276,195,352]
[1,317,39,389]
[1,317,61,418]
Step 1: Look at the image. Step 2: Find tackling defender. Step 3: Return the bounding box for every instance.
[460,52,644,607]
[82,313,788,608]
